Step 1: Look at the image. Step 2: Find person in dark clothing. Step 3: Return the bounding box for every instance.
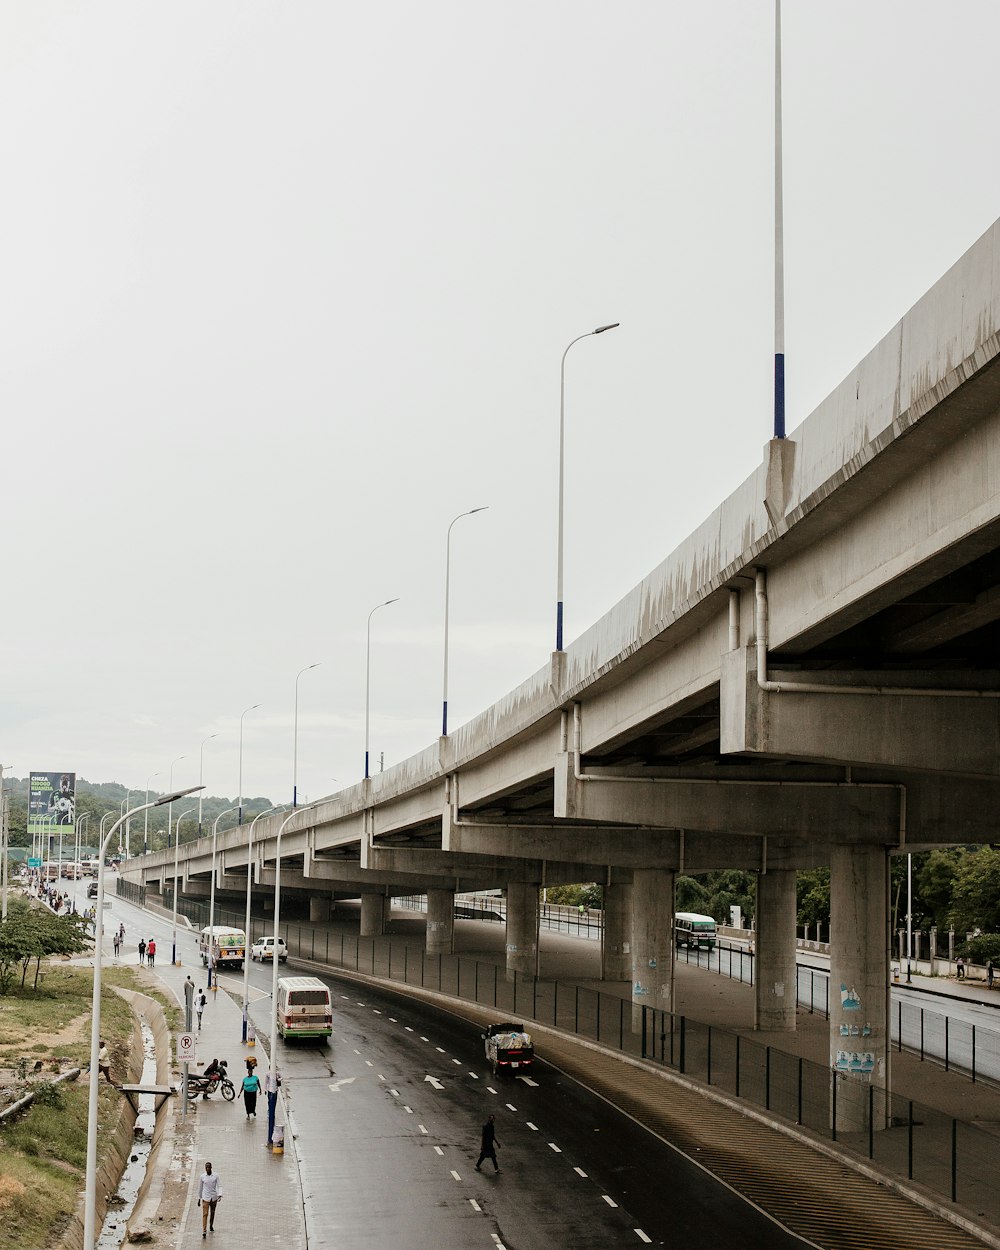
[138,938,147,966]
[476,1114,500,1173]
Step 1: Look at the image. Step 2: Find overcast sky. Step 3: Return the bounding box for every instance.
[2,2,999,808]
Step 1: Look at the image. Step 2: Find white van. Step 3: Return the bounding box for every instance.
[199,926,247,969]
[276,976,332,1042]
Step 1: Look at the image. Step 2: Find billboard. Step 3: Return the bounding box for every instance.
[28,771,77,841]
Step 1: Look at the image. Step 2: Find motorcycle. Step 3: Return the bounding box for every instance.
[186,1058,235,1101]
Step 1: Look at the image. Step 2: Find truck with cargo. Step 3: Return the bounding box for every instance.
[482,1022,534,1076]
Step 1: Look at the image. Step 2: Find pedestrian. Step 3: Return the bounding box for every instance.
[988,960,995,989]
[196,989,207,1030]
[119,922,125,942]
[242,1068,261,1119]
[138,938,147,966]
[475,1113,501,1173]
[98,1039,112,1084]
[113,933,121,957]
[147,938,156,968]
[957,956,966,980]
[197,1161,222,1237]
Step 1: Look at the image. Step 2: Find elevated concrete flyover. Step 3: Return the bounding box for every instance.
[123,215,1000,1131]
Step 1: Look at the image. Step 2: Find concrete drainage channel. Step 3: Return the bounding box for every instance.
[97,1019,158,1249]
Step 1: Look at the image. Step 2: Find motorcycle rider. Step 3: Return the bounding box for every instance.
[200,1057,225,1099]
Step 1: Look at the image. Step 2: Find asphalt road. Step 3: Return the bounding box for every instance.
[236,960,812,1250]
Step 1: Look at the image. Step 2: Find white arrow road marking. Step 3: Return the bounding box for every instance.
[328,1078,356,1093]
[424,1075,444,1090]
[516,1076,539,1087]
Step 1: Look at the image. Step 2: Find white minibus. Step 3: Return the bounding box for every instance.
[276,976,332,1042]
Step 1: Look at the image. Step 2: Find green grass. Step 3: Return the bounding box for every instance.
[0,967,140,1250]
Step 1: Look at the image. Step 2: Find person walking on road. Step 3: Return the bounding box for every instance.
[957,956,966,980]
[242,1069,261,1119]
[476,1114,501,1173]
[138,938,147,966]
[112,933,121,957]
[97,1040,113,1084]
[196,989,207,1030]
[197,1161,222,1237]
[147,938,156,968]
[989,960,995,989]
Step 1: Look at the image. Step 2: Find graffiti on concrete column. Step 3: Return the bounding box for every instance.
[633,981,648,997]
[835,1050,875,1074]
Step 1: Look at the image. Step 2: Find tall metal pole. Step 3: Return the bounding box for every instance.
[906,851,913,984]
[83,786,202,1250]
[143,771,160,856]
[442,509,487,737]
[166,757,185,858]
[242,805,282,1042]
[556,323,619,651]
[170,807,196,965]
[365,600,399,779]
[0,765,10,920]
[238,704,261,825]
[207,806,239,988]
[293,666,320,808]
[773,0,786,439]
[198,733,218,839]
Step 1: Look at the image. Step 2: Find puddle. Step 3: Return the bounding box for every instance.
[96,1019,157,1249]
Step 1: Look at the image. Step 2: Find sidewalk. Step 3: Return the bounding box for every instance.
[111,927,307,1248]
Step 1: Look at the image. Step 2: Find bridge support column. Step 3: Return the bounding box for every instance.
[829,844,890,1132]
[505,882,539,981]
[426,888,455,956]
[360,893,388,937]
[602,882,632,981]
[309,896,331,923]
[755,868,797,1031]
[631,869,674,1030]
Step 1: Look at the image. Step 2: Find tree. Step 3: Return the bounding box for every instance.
[796,868,830,929]
[949,848,1000,935]
[0,900,89,992]
[916,849,964,930]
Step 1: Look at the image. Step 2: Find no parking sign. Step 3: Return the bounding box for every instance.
[177,1032,197,1065]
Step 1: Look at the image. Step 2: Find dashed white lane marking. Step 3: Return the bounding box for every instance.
[405,1026,414,1032]
[373,1009,382,1014]
[378,1074,385,1081]
[365,1060,373,1067]
[418,1125,428,1134]
[340,995,350,1000]
[468,1072,479,1079]
[389,1089,399,1097]
[353,1049,361,1055]
[434,1146,444,1156]
[421,1036,430,1042]
[526,1122,538,1131]
[469,1199,482,1212]
[451,1058,462,1066]
[602,1195,618,1208]
[505,1103,517,1111]
[404,1106,413,1114]
[436,1046,445,1053]
[573,1167,588,1177]
[634,1231,651,1244]
[547,1142,561,1153]
[491,1235,507,1250]
[450,1169,461,1181]
[486,1086,497,1094]
[389,1017,397,1022]
[356,1001,365,1006]
[516,1076,539,1087]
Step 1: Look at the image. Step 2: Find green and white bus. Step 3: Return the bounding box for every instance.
[674,912,717,951]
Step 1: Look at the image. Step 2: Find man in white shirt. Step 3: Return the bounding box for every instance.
[197,1161,222,1237]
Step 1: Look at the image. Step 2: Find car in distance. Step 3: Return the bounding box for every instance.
[251,935,288,963]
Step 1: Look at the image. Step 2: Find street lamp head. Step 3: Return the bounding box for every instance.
[155,785,204,808]
[468,506,488,516]
[593,322,620,334]
[383,598,399,607]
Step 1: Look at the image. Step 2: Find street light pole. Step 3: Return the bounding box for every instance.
[0,764,11,920]
[242,805,284,1042]
[293,665,320,808]
[365,599,399,779]
[207,805,240,988]
[906,851,913,984]
[198,734,218,839]
[83,785,203,1250]
[170,806,197,965]
[555,322,620,652]
[143,772,160,855]
[238,704,261,825]
[442,509,487,737]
